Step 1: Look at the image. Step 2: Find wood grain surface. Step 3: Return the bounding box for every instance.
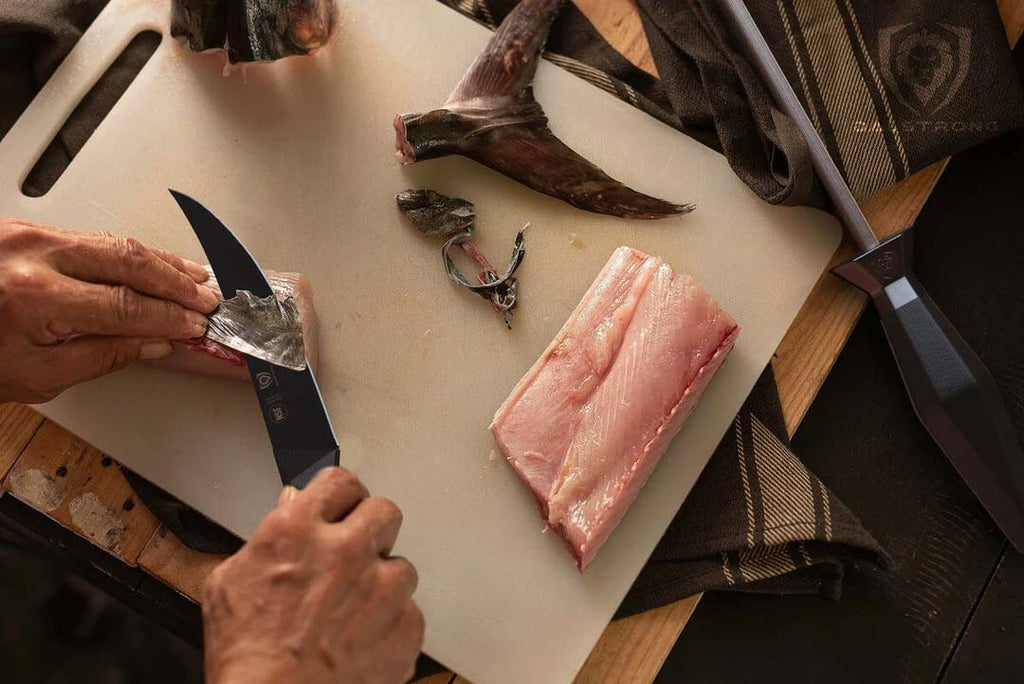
[1,2,1021,684]
[0,403,44,477]
[2,421,159,563]
[138,526,229,602]
[573,0,657,76]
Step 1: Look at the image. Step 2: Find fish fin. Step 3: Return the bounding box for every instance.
[468,126,694,219]
[446,0,564,106]
[397,0,692,219]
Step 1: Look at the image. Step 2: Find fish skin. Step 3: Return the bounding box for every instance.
[146,269,320,381]
[171,0,335,63]
[170,0,227,53]
[396,189,476,238]
[490,247,739,570]
[397,189,527,328]
[395,0,693,220]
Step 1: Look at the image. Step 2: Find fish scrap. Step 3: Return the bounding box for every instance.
[396,189,526,329]
[171,0,335,63]
[148,269,320,381]
[394,0,692,220]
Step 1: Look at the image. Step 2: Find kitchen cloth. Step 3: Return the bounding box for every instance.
[0,0,893,605]
[450,0,1024,208]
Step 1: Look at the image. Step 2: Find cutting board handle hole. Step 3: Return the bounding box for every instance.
[21,31,161,198]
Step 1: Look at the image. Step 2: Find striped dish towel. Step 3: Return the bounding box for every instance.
[616,370,886,616]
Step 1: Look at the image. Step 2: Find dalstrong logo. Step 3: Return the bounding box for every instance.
[879,23,971,116]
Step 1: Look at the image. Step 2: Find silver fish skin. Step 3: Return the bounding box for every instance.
[396,189,476,238]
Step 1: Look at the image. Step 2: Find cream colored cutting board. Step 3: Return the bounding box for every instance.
[0,1,841,682]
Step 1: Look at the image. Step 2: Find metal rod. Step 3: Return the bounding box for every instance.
[718,0,879,250]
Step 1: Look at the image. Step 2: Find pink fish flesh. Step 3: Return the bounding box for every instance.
[490,247,739,570]
[148,270,320,381]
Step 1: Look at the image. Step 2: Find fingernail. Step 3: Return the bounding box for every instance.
[198,286,220,311]
[186,310,208,337]
[278,486,299,505]
[184,260,210,282]
[139,339,173,360]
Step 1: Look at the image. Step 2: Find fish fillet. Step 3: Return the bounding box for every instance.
[149,270,320,381]
[490,247,739,570]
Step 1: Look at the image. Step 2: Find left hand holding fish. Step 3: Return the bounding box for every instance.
[0,217,219,402]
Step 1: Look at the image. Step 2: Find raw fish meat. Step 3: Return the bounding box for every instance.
[149,270,320,381]
[490,247,739,570]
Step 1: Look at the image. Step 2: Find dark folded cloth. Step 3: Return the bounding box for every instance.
[641,0,1024,204]
[452,0,1024,207]
[617,370,887,617]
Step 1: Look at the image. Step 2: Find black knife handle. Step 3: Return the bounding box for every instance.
[834,229,1024,550]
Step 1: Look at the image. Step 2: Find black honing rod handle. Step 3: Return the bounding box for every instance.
[719,0,1024,550]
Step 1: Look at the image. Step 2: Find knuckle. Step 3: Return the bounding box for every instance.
[1,219,49,248]
[379,558,418,595]
[44,319,74,342]
[113,235,149,266]
[319,466,361,491]
[327,535,358,565]
[261,505,305,538]
[376,497,403,526]
[201,563,231,602]
[177,273,198,300]
[406,603,425,641]
[109,285,141,324]
[332,523,375,564]
[396,557,419,587]
[1,263,48,299]
[204,563,226,592]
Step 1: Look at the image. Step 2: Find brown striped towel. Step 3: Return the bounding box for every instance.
[617,370,886,616]
[447,0,1024,207]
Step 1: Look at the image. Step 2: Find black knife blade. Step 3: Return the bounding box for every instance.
[170,189,339,488]
[719,0,1024,550]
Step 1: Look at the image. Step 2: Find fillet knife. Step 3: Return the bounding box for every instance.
[170,190,339,489]
[719,0,1024,550]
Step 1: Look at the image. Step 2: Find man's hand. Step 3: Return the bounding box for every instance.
[0,217,219,403]
[203,468,424,684]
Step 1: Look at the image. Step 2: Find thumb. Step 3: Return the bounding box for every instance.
[41,336,173,388]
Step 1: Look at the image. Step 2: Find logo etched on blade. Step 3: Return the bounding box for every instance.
[268,402,288,424]
[256,371,275,391]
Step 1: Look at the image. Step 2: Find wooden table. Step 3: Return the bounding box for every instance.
[1,2,1021,683]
